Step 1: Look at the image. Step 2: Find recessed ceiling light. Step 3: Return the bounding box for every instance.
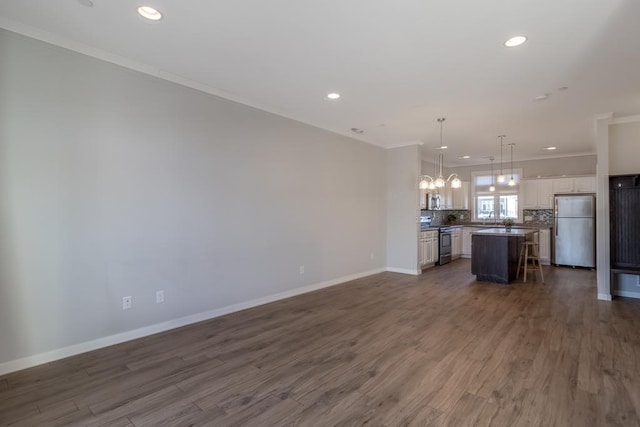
[504,35,527,47]
[326,93,340,100]
[558,86,569,91]
[544,146,557,150]
[438,145,448,149]
[459,155,471,159]
[533,94,550,102]
[350,127,364,134]
[77,0,94,7]
[137,6,163,21]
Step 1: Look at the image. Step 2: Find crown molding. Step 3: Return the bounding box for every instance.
[386,140,424,149]
[611,114,640,124]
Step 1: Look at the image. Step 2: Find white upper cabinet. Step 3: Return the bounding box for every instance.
[522,179,553,209]
[573,176,597,193]
[524,176,596,209]
[552,176,596,194]
[452,181,470,210]
[441,181,469,210]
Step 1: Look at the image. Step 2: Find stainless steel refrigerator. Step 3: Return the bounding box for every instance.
[554,194,596,268]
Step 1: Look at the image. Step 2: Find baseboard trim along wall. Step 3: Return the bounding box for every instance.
[613,290,640,299]
[597,293,613,301]
[0,267,386,376]
[386,267,420,275]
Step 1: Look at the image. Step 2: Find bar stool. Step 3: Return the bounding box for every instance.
[516,231,544,283]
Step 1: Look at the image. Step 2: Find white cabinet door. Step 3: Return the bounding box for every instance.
[538,180,553,208]
[419,231,439,268]
[523,180,553,209]
[453,182,470,210]
[536,229,551,265]
[552,178,574,194]
[462,227,473,258]
[522,180,539,208]
[420,189,428,210]
[552,176,596,194]
[452,228,462,259]
[424,238,431,266]
[574,176,596,193]
[431,237,439,263]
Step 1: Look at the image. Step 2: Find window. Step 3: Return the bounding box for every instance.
[472,169,522,221]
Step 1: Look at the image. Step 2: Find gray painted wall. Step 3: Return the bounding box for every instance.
[423,155,596,180]
[609,121,640,175]
[0,30,387,365]
[386,145,420,274]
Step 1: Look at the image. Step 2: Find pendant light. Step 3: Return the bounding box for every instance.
[418,117,461,190]
[435,118,446,188]
[435,118,462,189]
[489,156,496,192]
[496,135,506,183]
[418,154,439,190]
[508,143,516,186]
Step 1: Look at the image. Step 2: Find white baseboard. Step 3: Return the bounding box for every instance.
[0,267,386,376]
[386,267,420,275]
[597,293,613,301]
[613,290,640,299]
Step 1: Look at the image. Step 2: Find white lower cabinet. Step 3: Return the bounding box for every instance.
[452,227,462,259]
[419,230,439,269]
[462,227,474,258]
[536,229,551,265]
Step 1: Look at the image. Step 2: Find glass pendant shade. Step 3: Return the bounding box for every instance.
[435,177,445,188]
[489,184,496,192]
[451,177,462,188]
[508,178,516,186]
[419,179,429,190]
[428,181,436,190]
[497,174,505,183]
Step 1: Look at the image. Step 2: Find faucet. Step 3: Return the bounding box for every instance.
[486,211,499,225]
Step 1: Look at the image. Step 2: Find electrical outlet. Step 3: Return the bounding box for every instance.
[370,252,375,260]
[299,265,305,274]
[122,296,132,310]
[156,290,165,303]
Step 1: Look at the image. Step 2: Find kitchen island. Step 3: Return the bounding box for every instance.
[471,228,535,284]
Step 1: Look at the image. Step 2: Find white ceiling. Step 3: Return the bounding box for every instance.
[1,0,639,166]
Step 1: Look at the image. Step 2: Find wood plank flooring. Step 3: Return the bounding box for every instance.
[1,260,639,426]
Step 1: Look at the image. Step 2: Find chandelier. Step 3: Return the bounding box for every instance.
[419,117,461,190]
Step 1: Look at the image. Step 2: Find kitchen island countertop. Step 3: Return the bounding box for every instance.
[471,228,537,236]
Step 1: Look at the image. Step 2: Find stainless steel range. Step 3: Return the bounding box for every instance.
[437,227,453,265]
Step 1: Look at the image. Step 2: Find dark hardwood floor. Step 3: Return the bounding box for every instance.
[1,260,639,426]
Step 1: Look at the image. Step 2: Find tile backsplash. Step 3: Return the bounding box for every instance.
[421,209,470,226]
[522,209,553,226]
[421,209,553,226]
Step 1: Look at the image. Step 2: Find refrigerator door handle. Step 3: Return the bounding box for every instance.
[554,198,558,237]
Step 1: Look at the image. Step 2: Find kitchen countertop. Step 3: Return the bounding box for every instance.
[471,228,536,236]
[421,224,552,232]
[439,223,552,229]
